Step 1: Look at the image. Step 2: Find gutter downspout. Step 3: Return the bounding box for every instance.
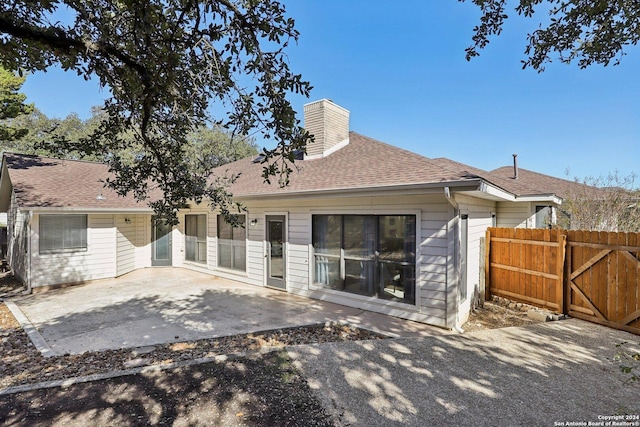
[444,187,464,333]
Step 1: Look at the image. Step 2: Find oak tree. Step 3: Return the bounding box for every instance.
[0,67,33,141]
[0,1,311,223]
[461,0,640,71]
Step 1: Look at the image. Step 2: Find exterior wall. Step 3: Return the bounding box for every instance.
[116,214,151,276]
[116,215,136,276]
[30,213,117,288]
[7,203,151,287]
[177,204,264,286]
[7,191,28,284]
[496,201,531,228]
[496,201,561,229]
[134,214,151,270]
[455,194,495,325]
[230,192,453,327]
[246,213,264,286]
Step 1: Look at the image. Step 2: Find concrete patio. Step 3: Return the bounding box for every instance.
[8,268,447,355]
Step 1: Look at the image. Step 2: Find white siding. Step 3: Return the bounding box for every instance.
[287,212,308,292]
[456,194,495,325]
[419,201,450,326]
[245,215,264,286]
[168,191,516,329]
[496,202,531,228]
[30,213,116,288]
[116,215,136,276]
[7,191,28,284]
[170,213,182,268]
[236,193,452,327]
[134,214,151,269]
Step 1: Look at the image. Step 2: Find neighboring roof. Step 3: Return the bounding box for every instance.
[487,166,596,199]
[432,157,596,200]
[215,132,483,197]
[0,153,154,211]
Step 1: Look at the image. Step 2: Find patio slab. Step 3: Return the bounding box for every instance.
[10,268,446,355]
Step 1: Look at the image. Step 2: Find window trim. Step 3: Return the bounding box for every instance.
[39,214,88,254]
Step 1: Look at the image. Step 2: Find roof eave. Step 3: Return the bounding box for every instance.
[230,179,485,199]
[25,207,155,214]
[514,194,563,204]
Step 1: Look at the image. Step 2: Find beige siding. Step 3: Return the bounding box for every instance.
[30,214,116,288]
[287,212,308,292]
[238,193,451,327]
[116,215,136,276]
[456,194,495,325]
[207,212,215,270]
[496,201,531,228]
[7,191,28,284]
[134,214,151,269]
[245,215,264,285]
[418,202,450,326]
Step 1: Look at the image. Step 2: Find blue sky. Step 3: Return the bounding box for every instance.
[20,1,640,182]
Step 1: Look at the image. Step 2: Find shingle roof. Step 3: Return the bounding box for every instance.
[1,153,153,210]
[432,157,596,199]
[1,134,595,210]
[216,132,480,197]
[487,166,597,199]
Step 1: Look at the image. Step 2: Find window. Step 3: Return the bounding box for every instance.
[40,215,87,254]
[185,214,207,263]
[217,215,246,271]
[535,206,552,228]
[313,214,416,305]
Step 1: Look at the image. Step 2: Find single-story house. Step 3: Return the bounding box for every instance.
[0,99,589,329]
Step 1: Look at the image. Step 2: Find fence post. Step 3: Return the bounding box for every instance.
[556,232,567,314]
[485,229,491,300]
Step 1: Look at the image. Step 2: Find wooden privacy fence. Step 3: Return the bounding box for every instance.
[485,227,640,335]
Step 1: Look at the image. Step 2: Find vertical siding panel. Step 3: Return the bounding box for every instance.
[288,211,309,292]
[134,214,151,269]
[246,215,265,284]
[7,191,28,283]
[116,215,136,276]
[495,202,530,228]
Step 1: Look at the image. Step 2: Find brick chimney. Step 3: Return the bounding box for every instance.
[303,99,350,159]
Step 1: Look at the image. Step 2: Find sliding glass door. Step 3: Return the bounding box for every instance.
[312,214,416,304]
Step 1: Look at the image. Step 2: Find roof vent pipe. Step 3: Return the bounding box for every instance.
[512,154,518,180]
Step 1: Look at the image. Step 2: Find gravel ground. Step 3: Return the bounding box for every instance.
[0,267,546,391]
[462,296,546,332]
[0,271,552,426]
[0,302,386,390]
[0,298,388,426]
[0,351,337,427]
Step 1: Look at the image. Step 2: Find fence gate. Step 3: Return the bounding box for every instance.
[486,228,566,312]
[566,231,640,335]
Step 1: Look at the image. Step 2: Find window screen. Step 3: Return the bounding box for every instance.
[40,215,88,253]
